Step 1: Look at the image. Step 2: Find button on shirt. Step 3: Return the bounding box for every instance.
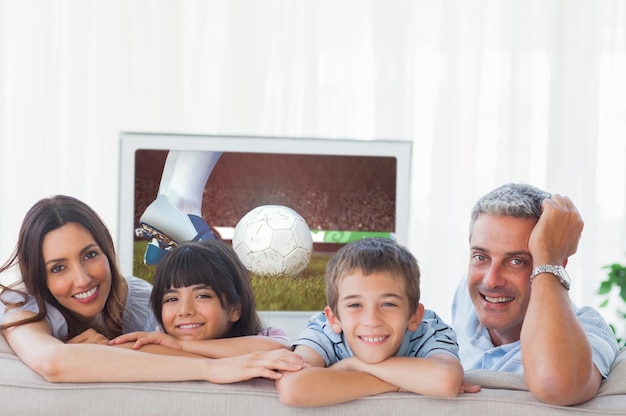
[451,277,619,377]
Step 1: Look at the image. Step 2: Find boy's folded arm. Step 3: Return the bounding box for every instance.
[275,345,397,407]
[352,353,464,397]
[277,366,398,407]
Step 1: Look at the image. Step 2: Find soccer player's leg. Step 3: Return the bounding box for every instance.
[139,150,222,264]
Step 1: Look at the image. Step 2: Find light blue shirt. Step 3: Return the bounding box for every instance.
[451,276,619,377]
[294,309,459,367]
[0,276,157,339]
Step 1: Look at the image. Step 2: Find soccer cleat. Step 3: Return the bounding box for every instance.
[139,195,220,264]
[143,239,169,265]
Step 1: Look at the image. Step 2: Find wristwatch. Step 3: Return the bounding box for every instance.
[529,265,571,290]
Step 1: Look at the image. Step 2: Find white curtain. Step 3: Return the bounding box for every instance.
[1,0,625,329]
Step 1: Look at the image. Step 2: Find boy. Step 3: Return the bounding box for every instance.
[276,237,477,407]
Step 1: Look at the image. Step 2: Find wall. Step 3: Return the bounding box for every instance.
[1,1,626,330]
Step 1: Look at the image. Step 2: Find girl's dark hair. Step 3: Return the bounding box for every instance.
[150,239,264,338]
[0,195,127,340]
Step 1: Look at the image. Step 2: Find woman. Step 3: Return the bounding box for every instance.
[0,195,306,383]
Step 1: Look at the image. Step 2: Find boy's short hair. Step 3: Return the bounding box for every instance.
[325,237,421,315]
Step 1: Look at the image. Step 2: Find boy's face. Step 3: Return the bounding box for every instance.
[325,268,423,364]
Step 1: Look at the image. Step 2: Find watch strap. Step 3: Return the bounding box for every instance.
[530,265,570,290]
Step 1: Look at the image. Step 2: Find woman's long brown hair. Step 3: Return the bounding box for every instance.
[0,195,127,340]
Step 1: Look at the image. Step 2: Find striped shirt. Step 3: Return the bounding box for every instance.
[293,309,459,367]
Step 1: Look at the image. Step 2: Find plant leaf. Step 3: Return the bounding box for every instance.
[598,280,613,295]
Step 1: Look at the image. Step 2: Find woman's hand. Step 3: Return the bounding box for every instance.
[109,331,183,350]
[206,349,310,383]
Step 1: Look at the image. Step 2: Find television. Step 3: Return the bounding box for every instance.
[118,133,412,337]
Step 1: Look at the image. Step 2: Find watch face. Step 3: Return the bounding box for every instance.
[558,267,571,284]
[554,266,571,289]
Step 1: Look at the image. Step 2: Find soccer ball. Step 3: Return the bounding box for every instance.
[232,205,313,276]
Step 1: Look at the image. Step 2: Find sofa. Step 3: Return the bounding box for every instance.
[0,333,624,416]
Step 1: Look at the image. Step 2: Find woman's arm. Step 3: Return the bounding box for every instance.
[70,328,216,358]
[110,331,290,358]
[2,314,306,383]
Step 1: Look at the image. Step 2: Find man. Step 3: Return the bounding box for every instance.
[452,183,619,405]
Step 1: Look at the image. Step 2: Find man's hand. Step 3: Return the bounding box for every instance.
[528,194,583,266]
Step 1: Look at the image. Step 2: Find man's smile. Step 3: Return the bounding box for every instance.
[482,294,514,304]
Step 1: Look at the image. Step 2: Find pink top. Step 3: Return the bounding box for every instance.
[258,327,290,344]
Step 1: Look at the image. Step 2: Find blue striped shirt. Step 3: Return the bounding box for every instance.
[293,309,459,367]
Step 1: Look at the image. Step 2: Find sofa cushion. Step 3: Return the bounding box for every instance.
[599,345,626,396]
[0,333,624,415]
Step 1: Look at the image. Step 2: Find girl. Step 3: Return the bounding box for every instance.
[111,239,290,358]
[0,195,306,383]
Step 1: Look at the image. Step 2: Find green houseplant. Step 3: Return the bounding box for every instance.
[598,261,626,348]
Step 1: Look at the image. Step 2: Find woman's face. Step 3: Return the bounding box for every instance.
[42,222,112,320]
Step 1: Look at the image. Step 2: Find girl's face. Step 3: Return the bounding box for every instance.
[160,284,240,340]
[43,222,112,320]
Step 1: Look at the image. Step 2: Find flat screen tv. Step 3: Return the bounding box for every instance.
[118,133,412,317]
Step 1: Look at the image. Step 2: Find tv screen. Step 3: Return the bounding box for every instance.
[118,133,412,317]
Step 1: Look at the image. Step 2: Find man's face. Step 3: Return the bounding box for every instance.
[468,214,537,346]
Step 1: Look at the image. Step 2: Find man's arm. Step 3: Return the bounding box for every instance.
[275,345,398,407]
[522,276,601,405]
[522,195,600,405]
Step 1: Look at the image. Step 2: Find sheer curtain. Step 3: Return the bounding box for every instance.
[1,0,625,329]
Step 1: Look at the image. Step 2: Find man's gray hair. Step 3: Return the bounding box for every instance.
[469,183,551,234]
